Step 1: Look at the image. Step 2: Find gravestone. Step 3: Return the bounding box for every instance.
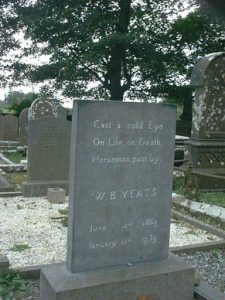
[23,98,71,197]
[19,108,29,145]
[29,97,67,120]
[0,174,14,192]
[0,114,18,141]
[185,52,225,190]
[40,100,194,300]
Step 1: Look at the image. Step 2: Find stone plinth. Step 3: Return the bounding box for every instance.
[185,139,225,168]
[40,254,194,300]
[0,256,9,276]
[47,188,66,204]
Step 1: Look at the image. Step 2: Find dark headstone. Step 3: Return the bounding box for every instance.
[40,100,194,300]
[0,114,18,141]
[19,108,29,145]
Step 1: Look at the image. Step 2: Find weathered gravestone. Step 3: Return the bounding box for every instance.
[19,108,29,145]
[40,100,194,300]
[23,98,71,197]
[185,52,225,190]
[29,97,67,120]
[0,114,18,141]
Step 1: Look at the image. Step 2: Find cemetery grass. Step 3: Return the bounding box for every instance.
[6,172,27,186]
[173,177,225,208]
[199,192,225,208]
[173,176,185,195]
[2,151,24,164]
[0,271,27,300]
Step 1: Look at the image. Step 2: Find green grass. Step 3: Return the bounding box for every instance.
[9,244,30,252]
[58,208,68,227]
[173,177,185,195]
[6,172,27,185]
[0,271,26,299]
[199,192,225,208]
[173,177,225,208]
[2,151,25,164]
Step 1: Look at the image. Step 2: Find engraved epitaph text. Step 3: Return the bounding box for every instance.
[67,101,176,272]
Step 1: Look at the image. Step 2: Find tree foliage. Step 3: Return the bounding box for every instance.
[7,92,38,117]
[0,0,225,101]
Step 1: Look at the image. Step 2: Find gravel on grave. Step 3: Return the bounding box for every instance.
[178,249,225,294]
[0,196,221,269]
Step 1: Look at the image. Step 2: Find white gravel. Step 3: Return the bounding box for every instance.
[0,196,221,269]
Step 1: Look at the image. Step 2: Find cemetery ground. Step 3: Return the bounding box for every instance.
[1,150,225,299]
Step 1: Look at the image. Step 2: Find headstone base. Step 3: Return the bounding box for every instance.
[185,139,225,190]
[0,256,9,276]
[192,168,225,191]
[185,139,225,168]
[22,180,69,197]
[40,254,194,300]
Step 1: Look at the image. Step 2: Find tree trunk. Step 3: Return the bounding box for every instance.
[107,0,132,101]
[180,89,193,121]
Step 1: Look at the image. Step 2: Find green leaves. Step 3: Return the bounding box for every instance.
[0,271,26,300]
[0,0,225,101]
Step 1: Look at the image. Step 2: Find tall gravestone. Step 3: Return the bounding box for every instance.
[40,100,194,300]
[19,108,29,145]
[23,98,71,197]
[0,114,18,141]
[185,52,225,190]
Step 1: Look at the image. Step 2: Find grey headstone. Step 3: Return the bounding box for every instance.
[0,114,18,141]
[19,108,29,145]
[67,100,176,273]
[23,116,71,196]
[0,175,14,192]
[191,52,225,139]
[27,117,70,181]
